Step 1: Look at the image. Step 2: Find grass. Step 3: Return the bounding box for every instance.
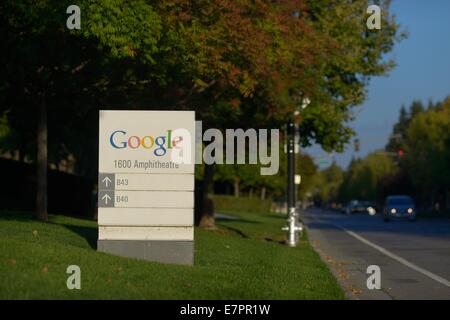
[0,210,344,299]
[212,195,272,213]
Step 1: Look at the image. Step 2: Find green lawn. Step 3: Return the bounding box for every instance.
[0,210,344,299]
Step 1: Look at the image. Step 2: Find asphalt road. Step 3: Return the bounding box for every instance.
[301,208,450,300]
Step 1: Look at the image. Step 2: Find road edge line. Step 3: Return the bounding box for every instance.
[340,226,450,288]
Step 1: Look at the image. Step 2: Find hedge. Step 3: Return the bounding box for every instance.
[211,195,271,214]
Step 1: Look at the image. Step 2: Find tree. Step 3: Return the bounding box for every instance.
[296,153,318,202]
[0,0,162,220]
[176,0,403,226]
[402,97,450,211]
[1,1,404,226]
[386,100,424,155]
[386,105,408,153]
[383,97,450,211]
[338,152,398,203]
[313,162,344,206]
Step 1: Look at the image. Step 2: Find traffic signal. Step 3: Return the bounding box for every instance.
[398,148,404,157]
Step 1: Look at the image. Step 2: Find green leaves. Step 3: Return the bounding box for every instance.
[403,98,450,193]
[0,0,404,186]
[80,0,161,64]
[339,152,398,202]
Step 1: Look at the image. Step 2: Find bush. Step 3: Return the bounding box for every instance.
[212,195,271,214]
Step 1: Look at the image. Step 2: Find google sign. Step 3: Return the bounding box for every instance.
[109,130,184,156]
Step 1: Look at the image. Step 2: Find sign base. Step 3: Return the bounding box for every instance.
[97,240,194,266]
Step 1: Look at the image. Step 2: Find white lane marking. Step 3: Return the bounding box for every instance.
[341,226,450,288]
[304,212,450,289]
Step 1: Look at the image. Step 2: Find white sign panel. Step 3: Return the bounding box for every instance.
[97,110,195,264]
[99,110,195,173]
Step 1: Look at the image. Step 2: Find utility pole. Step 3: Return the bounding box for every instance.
[283,97,310,247]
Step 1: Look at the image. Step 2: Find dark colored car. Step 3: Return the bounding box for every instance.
[342,200,377,215]
[383,195,416,222]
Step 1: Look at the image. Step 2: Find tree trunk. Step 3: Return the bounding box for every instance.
[36,96,48,221]
[18,149,25,162]
[234,177,240,197]
[261,186,266,200]
[199,164,215,229]
[226,184,232,195]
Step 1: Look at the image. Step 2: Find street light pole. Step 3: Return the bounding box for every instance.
[283,97,310,247]
[285,119,300,246]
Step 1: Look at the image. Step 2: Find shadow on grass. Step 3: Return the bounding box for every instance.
[219,225,249,239]
[0,211,34,221]
[61,224,98,249]
[0,210,98,250]
[264,237,285,245]
[263,213,286,220]
[216,217,262,225]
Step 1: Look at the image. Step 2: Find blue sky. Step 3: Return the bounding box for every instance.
[306,0,450,169]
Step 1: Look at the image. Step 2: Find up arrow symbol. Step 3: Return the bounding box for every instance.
[102,193,111,204]
[102,176,112,188]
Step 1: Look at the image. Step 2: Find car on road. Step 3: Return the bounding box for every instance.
[383,195,416,222]
[342,200,377,215]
